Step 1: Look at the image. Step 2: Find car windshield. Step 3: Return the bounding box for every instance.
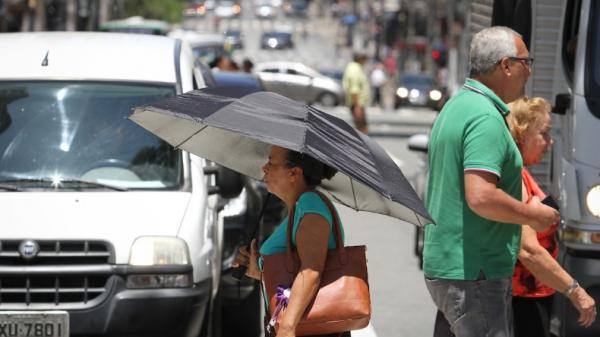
[402,75,434,87]
[0,82,182,190]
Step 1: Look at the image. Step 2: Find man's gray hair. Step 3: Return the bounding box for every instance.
[469,26,522,76]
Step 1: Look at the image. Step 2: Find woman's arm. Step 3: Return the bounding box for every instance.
[518,225,596,327]
[277,214,330,337]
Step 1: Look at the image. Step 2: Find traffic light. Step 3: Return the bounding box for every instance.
[432,48,447,67]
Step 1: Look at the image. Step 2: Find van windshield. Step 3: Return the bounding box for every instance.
[0,82,182,190]
[588,1,600,118]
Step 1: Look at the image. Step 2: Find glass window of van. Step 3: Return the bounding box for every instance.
[0,82,182,190]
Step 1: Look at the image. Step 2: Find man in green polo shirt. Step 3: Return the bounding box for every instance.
[423,26,560,337]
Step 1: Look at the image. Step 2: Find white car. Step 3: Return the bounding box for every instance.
[0,32,246,337]
[255,61,345,107]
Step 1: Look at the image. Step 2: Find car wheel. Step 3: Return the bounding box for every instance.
[318,92,338,107]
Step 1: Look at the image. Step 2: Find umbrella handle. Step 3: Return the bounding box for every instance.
[231,265,248,280]
[231,193,272,281]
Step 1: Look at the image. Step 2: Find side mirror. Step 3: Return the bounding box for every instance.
[204,165,244,199]
[553,93,571,115]
[407,133,429,153]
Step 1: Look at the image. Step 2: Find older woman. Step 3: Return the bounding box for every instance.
[432,97,597,337]
[508,97,596,337]
[233,145,349,337]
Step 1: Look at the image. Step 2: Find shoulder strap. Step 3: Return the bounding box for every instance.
[285,191,346,267]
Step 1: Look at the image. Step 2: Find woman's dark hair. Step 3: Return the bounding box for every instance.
[285,151,337,186]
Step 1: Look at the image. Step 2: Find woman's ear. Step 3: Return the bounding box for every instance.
[289,166,303,182]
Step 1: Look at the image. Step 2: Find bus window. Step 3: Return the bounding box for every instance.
[491,0,532,49]
[586,0,600,118]
[562,0,582,83]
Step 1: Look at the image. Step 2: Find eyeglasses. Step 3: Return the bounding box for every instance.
[507,56,534,67]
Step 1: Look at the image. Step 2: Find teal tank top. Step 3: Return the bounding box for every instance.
[259,191,344,258]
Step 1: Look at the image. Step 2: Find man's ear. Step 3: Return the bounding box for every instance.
[499,57,511,75]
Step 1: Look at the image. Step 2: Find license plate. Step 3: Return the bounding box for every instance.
[0,312,69,337]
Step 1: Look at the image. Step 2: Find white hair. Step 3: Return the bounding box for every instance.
[469,26,522,76]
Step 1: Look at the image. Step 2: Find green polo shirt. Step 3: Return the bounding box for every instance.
[423,78,523,280]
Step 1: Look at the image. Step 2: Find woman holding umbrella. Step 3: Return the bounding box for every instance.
[233,145,350,337]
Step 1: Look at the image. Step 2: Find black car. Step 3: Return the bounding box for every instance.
[211,71,286,337]
[283,0,309,17]
[394,73,446,110]
[260,31,294,49]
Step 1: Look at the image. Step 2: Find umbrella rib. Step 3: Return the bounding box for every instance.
[174,124,208,149]
[350,177,358,210]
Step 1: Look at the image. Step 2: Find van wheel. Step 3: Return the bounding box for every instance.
[222,282,262,337]
[318,92,338,107]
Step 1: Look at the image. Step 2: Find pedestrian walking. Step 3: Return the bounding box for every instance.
[431,97,597,337]
[508,97,596,336]
[423,26,560,337]
[370,62,387,108]
[342,52,370,133]
[233,146,351,337]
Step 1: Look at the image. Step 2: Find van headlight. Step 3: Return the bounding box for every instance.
[586,184,600,218]
[129,236,190,266]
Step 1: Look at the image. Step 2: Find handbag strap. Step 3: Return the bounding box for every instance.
[285,191,347,271]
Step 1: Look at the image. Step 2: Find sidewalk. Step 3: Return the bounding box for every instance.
[319,106,437,137]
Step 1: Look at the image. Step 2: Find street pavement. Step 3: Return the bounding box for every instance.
[318,105,436,137]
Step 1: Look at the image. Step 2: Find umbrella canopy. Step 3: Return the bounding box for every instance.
[130,88,432,226]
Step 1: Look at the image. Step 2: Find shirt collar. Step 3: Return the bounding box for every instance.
[464,78,511,117]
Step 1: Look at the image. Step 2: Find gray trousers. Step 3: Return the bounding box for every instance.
[425,275,514,337]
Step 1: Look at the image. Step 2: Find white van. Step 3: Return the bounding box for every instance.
[0,32,245,337]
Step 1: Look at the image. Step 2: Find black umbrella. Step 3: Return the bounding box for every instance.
[129,87,432,226]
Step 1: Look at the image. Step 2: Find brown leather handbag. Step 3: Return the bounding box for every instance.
[261,192,371,336]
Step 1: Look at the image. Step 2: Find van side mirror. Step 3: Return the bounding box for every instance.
[204,165,244,198]
[553,93,571,115]
[407,133,429,153]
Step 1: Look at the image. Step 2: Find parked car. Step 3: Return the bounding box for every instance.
[395,73,445,110]
[224,29,243,49]
[215,0,241,18]
[282,0,309,17]
[0,32,262,337]
[260,31,294,49]
[255,61,344,106]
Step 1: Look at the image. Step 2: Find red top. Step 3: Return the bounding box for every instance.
[512,168,559,297]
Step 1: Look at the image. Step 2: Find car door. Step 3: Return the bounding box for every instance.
[276,66,312,102]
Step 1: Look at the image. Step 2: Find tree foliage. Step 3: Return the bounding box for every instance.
[123,0,186,23]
